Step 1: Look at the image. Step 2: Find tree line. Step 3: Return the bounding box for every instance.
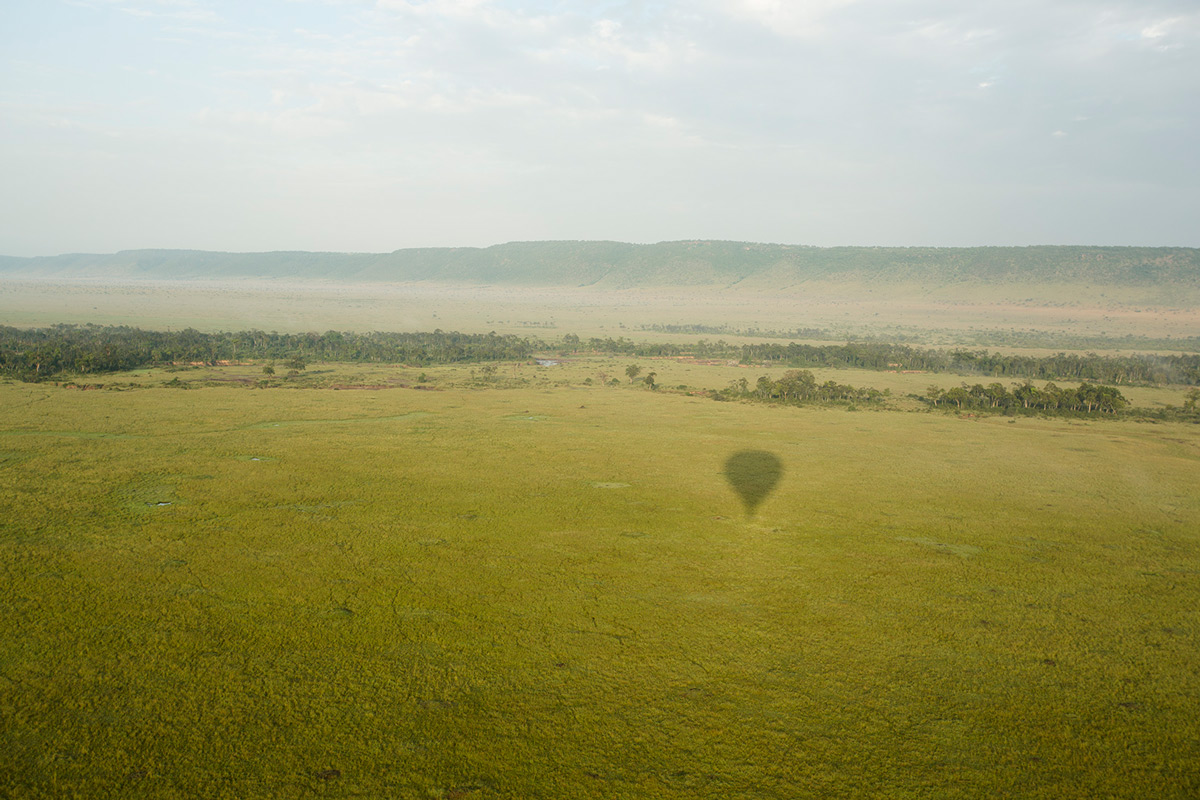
[636,323,837,341]
[0,324,530,380]
[712,371,1136,418]
[3,324,1198,392]
[572,337,1200,386]
[922,381,1128,414]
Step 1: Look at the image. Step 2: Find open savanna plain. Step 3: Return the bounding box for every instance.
[3,277,1200,348]
[2,356,1199,798]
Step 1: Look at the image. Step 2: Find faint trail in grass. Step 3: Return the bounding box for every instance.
[896,536,983,558]
[275,501,359,513]
[0,430,142,439]
[0,450,31,465]
[237,411,431,429]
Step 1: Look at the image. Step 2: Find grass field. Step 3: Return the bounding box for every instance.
[2,359,1199,798]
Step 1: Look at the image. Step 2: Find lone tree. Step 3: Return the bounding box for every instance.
[645,372,657,390]
[625,364,642,383]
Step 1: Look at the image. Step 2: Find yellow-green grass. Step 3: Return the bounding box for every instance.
[1,377,1199,798]
[84,357,1199,415]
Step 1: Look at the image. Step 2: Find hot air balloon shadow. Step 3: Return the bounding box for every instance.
[723,451,783,517]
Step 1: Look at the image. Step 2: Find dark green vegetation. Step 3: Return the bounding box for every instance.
[716,371,891,408]
[4,325,1200,391]
[0,325,530,380]
[3,241,1198,289]
[13,323,1200,421]
[921,381,1129,414]
[640,323,1200,355]
[717,369,1138,415]
[2,368,1199,799]
[715,371,1151,418]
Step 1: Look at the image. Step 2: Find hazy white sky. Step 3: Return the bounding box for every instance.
[1,0,1197,256]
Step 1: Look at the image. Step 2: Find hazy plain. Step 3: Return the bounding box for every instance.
[3,277,1199,347]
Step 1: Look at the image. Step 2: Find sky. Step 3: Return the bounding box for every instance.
[1,0,1198,256]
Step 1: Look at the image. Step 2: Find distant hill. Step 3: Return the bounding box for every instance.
[2,241,1198,290]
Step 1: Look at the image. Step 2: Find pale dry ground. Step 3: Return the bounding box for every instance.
[2,278,1198,345]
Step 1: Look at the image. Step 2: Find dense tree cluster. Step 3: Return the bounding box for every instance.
[716,370,888,407]
[923,381,1128,414]
[0,324,530,380]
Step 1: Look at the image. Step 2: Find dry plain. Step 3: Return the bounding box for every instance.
[3,278,1199,346]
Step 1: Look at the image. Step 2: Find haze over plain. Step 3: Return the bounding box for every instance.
[2,0,1199,258]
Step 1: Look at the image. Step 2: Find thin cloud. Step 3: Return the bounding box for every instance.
[716,0,858,38]
[1,0,1198,254]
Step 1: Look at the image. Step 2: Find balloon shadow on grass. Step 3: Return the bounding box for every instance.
[723,451,783,518]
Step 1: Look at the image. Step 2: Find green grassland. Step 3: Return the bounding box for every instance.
[2,359,1199,798]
